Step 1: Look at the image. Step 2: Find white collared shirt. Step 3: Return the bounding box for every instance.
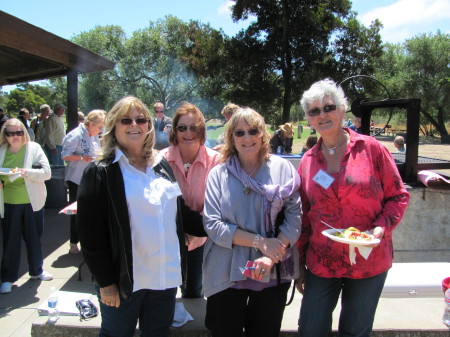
[115,150,181,291]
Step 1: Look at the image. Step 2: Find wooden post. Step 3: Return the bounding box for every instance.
[67,69,78,133]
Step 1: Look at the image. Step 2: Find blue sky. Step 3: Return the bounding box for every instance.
[2,0,449,91]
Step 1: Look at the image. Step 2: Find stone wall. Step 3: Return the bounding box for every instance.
[393,186,450,262]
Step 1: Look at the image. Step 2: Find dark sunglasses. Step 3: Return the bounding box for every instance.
[176,125,198,133]
[307,104,337,117]
[76,299,98,320]
[154,110,164,113]
[5,130,25,137]
[234,128,259,137]
[120,118,149,125]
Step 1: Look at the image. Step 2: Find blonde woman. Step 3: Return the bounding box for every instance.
[61,109,106,253]
[0,119,51,294]
[77,96,194,337]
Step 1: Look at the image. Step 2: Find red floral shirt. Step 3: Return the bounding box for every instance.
[296,129,410,279]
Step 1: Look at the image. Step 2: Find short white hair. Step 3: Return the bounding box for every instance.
[301,78,348,113]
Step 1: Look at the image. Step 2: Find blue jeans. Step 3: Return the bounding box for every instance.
[44,144,63,166]
[95,286,177,337]
[298,269,388,337]
[1,204,44,282]
[180,244,203,298]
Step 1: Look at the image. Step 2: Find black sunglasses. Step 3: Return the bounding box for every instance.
[307,104,337,117]
[234,128,259,137]
[120,118,149,125]
[5,130,25,137]
[76,299,98,320]
[154,110,164,113]
[176,125,198,133]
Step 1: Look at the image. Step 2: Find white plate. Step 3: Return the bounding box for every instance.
[322,229,380,246]
[0,168,21,176]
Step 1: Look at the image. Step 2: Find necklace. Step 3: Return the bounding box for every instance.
[183,163,192,172]
[322,134,348,155]
[243,165,258,195]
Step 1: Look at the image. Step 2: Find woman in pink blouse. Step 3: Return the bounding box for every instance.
[296,79,410,337]
[160,102,221,298]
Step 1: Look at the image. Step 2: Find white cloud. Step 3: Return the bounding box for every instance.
[217,1,233,16]
[360,0,450,42]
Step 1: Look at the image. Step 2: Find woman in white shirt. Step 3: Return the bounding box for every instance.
[77,96,187,337]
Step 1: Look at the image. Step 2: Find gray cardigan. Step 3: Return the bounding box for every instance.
[202,155,301,297]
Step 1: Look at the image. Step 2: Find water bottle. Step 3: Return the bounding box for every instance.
[277,146,282,154]
[443,288,450,328]
[48,287,60,323]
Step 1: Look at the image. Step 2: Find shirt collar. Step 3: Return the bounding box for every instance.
[307,127,365,158]
[113,148,162,168]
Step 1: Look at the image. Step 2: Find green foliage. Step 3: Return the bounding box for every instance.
[5,87,46,114]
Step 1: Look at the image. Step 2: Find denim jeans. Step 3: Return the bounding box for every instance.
[95,286,177,337]
[180,244,203,298]
[1,204,44,282]
[298,269,388,337]
[44,144,63,166]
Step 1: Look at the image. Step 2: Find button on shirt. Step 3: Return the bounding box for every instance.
[115,151,181,291]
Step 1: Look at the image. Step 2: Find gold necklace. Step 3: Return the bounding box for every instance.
[243,165,258,195]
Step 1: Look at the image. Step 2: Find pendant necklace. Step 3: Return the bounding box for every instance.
[183,163,191,172]
[243,165,258,195]
[323,134,348,155]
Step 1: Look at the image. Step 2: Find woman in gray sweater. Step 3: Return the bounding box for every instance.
[203,107,302,337]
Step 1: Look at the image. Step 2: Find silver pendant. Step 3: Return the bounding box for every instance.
[243,185,251,194]
[329,148,335,155]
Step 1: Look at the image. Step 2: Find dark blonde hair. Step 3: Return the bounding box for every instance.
[84,109,106,126]
[99,96,155,164]
[221,107,271,162]
[0,118,30,145]
[168,102,206,146]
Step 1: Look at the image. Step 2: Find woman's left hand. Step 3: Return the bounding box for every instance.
[369,226,384,247]
[250,256,274,281]
[19,169,27,177]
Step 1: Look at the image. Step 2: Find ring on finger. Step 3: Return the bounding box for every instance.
[261,268,266,275]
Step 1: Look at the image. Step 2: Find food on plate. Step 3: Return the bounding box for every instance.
[333,227,373,241]
[10,167,20,173]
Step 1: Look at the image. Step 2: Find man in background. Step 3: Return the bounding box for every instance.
[31,104,50,147]
[153,102,172,150]
[349,116,362,134]
[44,103,66,165]
[0,107,8,131]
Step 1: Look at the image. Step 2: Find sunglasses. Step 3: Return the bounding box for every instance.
[5,130,25,137]
[120,118,149,125]
[234,128,259,137]
[176,125,198,133]
[307,104,337,117]
[154,110,164,113]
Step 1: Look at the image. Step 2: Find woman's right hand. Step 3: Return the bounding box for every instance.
[100,284,120,308]
[257,237,286,263]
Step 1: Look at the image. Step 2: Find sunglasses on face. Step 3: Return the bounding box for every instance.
[155,110,164,113]
[307,104,337,117]
[5,130,25,137]
[176,125,198,133]
[119,117,149,125]
[234,128,259,137]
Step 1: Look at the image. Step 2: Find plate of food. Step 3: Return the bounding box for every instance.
[322,227,380,246]
[0,168,22,176]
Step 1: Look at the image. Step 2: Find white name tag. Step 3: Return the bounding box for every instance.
[165,182,182,199]
[313,169,335,189]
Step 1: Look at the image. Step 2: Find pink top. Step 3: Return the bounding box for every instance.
[296,129,410,279]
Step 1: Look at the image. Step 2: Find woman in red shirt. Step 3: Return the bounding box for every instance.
[296,79,410,337]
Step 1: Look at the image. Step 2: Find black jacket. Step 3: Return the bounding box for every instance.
[77,154,202,300]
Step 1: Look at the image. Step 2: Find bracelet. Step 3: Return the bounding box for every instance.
[80,155,83,161]
[252,234,260,251]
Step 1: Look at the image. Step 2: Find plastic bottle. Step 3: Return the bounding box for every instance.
[277,146,282,154]
[48,287,60,323]
[443,288,450,328]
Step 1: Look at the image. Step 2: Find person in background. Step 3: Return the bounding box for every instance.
[77,96,191,337]
[394,136,406,153]
[44,103,66,165]
[346,118,352,127]
[349,116,362,134]
[153,102,172,150]
[0,107,8,131]
[0,118,52,294]
[18,108,35,141]
[77,111,85,125]
[270,122,294,154]
[30,104,50,147]
[160,102,221,298]
[203,107,301,337]
[299,134,318,159]
[61,110,106,254]
[212,102,240,151]
[296,79,410,337]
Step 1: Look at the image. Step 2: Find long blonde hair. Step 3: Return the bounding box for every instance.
[99,96,155,164]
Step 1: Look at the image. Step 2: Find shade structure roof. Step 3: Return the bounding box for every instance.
[0,10,115,86]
